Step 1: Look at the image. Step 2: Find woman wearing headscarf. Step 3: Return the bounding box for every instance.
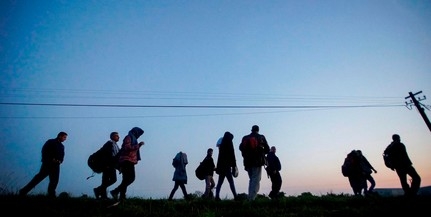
[110,127,145,202]
[215,131,238,200]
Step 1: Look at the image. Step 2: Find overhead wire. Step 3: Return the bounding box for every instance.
[0,88,407,119]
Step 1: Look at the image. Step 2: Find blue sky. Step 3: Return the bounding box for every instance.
[1,0,430,199]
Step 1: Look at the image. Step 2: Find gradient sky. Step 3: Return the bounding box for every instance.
[1,0,430,199]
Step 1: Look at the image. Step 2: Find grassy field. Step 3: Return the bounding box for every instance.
[1,192,429,217]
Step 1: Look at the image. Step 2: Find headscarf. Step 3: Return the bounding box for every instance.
[128,127,144,160]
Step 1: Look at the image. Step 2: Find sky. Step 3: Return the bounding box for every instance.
[0,0,430,199]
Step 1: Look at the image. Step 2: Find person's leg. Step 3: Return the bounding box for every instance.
[274,172,282,196]
[269,172,281,198]
[95,169,110,199]
[269,174,275,198]
[100,168,117,198]
[215,174,225,199]
[210,176,215,190]
[360,176,367,195]
[168,182,179,200]
[225,171,237,198]
[349,176,361,195]
[179,182,188,198]
[407,166,421,196]
[247,167,262,200]
[204,176,211,197]
[20,163,50,196]
[367,174,376,192]
[120,164,135,200]
[396,168,411,195]
[47,164,60,197]
[209,176,215,198]
[111,162,134,200]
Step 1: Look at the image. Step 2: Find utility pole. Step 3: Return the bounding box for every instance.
[405,91,431,132]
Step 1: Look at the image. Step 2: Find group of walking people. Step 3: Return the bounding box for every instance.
[343,149,377,196]
[17,125,421,201]
[168,125,283,201]
[19,127,146,202]
[344,134,421,197]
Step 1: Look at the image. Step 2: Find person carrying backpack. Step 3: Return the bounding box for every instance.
[384,134,421,196]
[343,150,367,196]
[239,125,270,201]
[266,146,282,199]
[93,132,120,200]
[201,148,216,199]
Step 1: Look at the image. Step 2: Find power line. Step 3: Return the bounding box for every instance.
[0,102,404,109]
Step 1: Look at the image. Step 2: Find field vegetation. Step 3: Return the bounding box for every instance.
[1,191,430,217]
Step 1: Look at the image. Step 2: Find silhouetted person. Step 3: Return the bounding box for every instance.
[94,132,120,199]
[384,134,421,196]
[344,150,366,196]
[356,150,377,195]
[19,132,68,198]
[168,151,188,200]
[239,125,270,201]
[110,127,145,201]
[266,146,282,199]
[215,131,238,200]
[201,148,215,199]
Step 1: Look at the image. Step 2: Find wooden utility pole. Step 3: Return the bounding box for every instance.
[405,91,431,132]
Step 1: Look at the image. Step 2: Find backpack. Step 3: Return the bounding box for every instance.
[383,145,394,170]
[87,147,108,174]
[341,151,357,177]
[240,134,267,166]
[341,157,351,177]
[195,162,206,180]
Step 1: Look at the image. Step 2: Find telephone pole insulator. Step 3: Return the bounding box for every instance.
[405,91,431,132]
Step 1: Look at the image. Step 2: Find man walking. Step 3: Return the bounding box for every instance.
[19,132,68,198]
[239,125,270,201]
[384,134,421,196]
[94,132,120,199]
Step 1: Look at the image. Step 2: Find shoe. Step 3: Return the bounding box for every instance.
[110,190,119,201]
[94,188,101,199]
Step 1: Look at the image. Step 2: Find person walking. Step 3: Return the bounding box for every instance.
[266,146,282,199]
[343,150,367,196]
[201,148,216,199]
[110,127,145,202]
[19,132,68,198]
[168,151,189,200]
[384,134,421,196]
[239,125,270,201]
[215,131,238,200]
[93,132,120,199]
[356,150,377,195]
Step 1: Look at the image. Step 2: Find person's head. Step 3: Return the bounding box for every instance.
[110,132,120,142]
[392,134,401,142]
[251,125,259,133]
[57,131,68,142]
[270,146,276,153]
[130,127,144,138]
[224,131,233,140]
[207,148,213,156]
